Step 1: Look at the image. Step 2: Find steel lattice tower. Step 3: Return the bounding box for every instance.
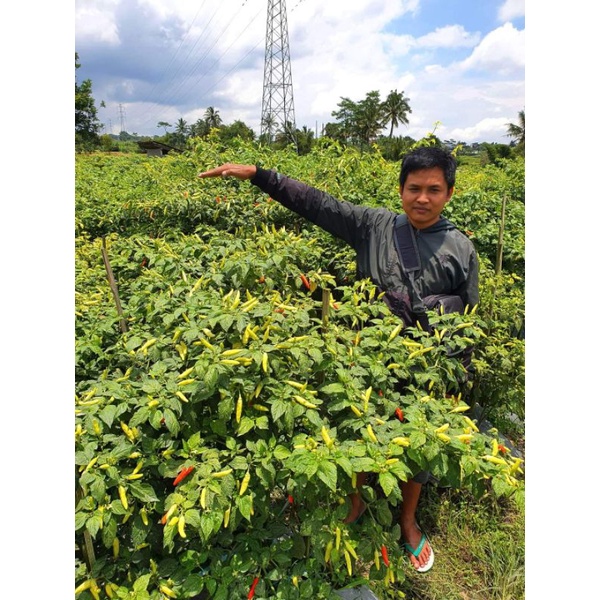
[260,0,297,146]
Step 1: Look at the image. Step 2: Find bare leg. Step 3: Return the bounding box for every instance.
[399,480,432,570]
[343,472,367,523]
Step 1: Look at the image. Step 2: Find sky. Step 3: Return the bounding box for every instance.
[75,0,525,144]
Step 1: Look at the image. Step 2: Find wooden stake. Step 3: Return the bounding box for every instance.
[75,469,96,570]
[321,288,331,331]
[101,237,129,333]
[495,194,507,276]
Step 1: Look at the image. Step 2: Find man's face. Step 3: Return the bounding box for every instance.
[400,167,453,229]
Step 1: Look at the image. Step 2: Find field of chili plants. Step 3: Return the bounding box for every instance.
[75,136,525,599]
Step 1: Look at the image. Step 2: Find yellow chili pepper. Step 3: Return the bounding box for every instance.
[118,485,128,510]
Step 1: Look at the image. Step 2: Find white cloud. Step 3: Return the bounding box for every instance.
[300,0,420,30]
[458,23,524,75]
[75,1,120,45]
[498,0,525,22]
[446,116,514,143]
[415,25,480,49]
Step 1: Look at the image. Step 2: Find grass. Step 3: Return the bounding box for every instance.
[373,485,525,600]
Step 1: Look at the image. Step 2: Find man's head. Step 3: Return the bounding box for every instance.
[399,147,457,190]
[399,147,456,229]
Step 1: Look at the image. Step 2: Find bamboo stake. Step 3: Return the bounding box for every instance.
[495,193,507,276]
[487,193,508,324]
[101,237,129,333]
[321,288,331,331]
[75,469,96,570]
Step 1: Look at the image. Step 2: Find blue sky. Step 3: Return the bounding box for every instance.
[75,0,525,143]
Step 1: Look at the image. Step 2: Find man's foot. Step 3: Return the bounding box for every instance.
[343,495,366,524]
[400,519,434,572]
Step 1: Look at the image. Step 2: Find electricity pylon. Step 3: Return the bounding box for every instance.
[260,0,297,148]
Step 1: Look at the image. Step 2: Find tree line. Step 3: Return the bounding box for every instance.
[76,53,524,162]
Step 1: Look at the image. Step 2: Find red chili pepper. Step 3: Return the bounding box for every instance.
[173,466,194,486]
[288,495,294,505]
[395,408,404,422]
[378,390,383,396]
[248,576,259,599]
[141,257,148,268]
[300,274,310,290]
[498,444,507,454]
[381,544,390,567]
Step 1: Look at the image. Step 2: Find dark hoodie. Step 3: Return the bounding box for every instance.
[250,168,479,310]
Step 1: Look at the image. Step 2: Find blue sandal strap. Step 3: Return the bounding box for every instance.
[404,533,427,557]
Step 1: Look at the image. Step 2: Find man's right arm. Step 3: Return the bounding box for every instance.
[250,167,374,249]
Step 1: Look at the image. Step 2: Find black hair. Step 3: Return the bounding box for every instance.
[399,147,457,190]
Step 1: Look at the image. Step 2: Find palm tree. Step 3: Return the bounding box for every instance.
[174,118,188,147]
[296,125,314,155]
[506,110,525,149]
[204,107,222,129]
[175,118,188,137]
[260,113,277,144]
[382,90,412,138]
[190,118,209,138]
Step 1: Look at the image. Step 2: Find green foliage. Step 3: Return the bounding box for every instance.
[470,263,525,430]
[75,140,524,598]
[76,53,104,151]
[99,135,120,153]
[481,143,514,166]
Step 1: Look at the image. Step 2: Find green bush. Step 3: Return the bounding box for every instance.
[75,140,524,599]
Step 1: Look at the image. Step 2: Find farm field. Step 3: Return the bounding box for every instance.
[75,137,525,599]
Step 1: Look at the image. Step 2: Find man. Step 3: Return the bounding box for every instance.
[199,146,479,573]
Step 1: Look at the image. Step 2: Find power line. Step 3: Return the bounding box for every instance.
[139,0,210,107]
[136,0,260,130]
[164,10,265,111]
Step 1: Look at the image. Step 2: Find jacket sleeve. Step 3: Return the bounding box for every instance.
[250,167,374,250]
[459,247,479,310]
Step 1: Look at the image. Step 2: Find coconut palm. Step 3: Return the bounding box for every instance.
[175,118,188,137]
[382,90,412,138]
[260,113,278,143]
[190,118,210,138]
[173,118,188,147]
[506,110,525,149]
[204,107,222,129]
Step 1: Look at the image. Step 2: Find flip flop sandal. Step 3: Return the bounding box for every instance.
[403,531,435,573]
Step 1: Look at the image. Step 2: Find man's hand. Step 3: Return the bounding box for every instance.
[198,163,257,180]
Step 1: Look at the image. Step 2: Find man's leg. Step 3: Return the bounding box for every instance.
[343,472,367,523]
[399,479,432,570]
